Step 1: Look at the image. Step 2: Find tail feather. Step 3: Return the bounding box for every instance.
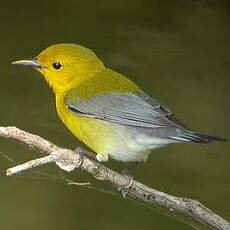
[169,130,226,143]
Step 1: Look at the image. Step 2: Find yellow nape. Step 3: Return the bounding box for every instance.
[35,43,105,94]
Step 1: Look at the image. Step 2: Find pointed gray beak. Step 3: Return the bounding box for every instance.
[12,59,46,69]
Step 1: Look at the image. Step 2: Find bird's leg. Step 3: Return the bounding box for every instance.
[122,161,142,176]
[74,147,97,163]
[119,161,142,199]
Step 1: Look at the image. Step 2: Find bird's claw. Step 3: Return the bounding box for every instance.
[117,172,134,199]
[75,147,97,161]
[74,147,84,155]
[74,147,84,167]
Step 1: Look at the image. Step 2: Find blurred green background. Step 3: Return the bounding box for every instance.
[0,0,229,229]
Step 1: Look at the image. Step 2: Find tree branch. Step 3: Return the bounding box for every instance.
[1,126,229,230]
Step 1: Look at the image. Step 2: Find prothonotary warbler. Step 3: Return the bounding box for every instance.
[12,43,225,163]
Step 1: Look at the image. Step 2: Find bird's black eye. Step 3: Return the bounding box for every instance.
[52,62,62,70]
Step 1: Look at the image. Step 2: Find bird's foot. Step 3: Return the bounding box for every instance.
[74,147,85,167]
[74,147,98,168]
[118,176,134,199]
[119,161,142,198]
[118,168,135,199]
[74,147,97,161]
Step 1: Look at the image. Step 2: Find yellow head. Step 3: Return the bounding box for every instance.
[12,43,104,93]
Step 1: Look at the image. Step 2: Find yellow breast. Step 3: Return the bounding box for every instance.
[55,93,115,154]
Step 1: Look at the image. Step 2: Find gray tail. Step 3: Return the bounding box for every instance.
[169,130,226,143]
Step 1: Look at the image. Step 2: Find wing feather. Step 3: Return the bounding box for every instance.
[64,90,187,129]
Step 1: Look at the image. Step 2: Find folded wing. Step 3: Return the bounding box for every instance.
[64,90,188,129]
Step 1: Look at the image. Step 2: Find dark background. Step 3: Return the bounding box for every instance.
[0,0,229,229]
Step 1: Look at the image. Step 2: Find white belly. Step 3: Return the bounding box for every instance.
[102,128,170,162]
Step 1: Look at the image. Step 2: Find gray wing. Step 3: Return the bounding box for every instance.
[64,90,188,129]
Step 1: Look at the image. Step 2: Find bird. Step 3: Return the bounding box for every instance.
[12,43,225,165]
